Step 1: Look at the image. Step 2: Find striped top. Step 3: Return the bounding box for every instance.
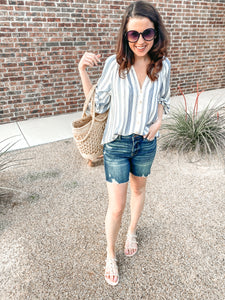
[95,54,171,144]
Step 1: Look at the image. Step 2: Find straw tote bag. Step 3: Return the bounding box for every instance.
[72,84,109,161]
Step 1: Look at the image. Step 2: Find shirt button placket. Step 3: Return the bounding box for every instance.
[135,90,143,132]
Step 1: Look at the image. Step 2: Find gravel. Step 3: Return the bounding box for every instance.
[0,139,225,299]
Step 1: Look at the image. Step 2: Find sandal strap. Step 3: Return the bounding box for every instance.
[127,233,137,239]
[126,233,138,244]
[125,233,138,251]
[105,258,118,277]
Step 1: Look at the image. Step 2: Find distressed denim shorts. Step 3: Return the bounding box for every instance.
[103,134,157,184]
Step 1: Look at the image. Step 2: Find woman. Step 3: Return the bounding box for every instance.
[78,1,170,286]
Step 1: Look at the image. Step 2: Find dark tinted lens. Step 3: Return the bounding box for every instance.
[126,30,139,42]
[142,28,155,41]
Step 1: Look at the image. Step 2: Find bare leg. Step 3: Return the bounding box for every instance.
[125,174,147,256]
[105,181,128,257]
[105,181,128,284]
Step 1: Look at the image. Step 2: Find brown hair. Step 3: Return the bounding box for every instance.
[116,1,169,81]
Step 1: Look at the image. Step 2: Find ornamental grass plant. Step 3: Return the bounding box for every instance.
[160,83,225,157]
[0,137,28,200]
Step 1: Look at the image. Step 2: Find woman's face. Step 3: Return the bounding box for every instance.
[126,17,155,59]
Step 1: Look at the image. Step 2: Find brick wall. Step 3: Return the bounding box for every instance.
[0,0,224,124]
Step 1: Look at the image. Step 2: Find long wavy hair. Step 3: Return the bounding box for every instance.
[116,1,169,81]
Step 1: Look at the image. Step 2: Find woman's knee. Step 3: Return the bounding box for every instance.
[108,205,125,219]
[130,176,147,196]
[107,181,128,218]
[130,186,146,201]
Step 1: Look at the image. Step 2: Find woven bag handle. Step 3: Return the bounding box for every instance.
[82,84,96,118]
[79,84,97,142]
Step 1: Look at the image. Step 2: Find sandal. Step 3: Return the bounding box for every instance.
[104,257,119,286]
[124,233,138,257]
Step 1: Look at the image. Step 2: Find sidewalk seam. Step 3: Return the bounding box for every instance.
[17,122,30,147]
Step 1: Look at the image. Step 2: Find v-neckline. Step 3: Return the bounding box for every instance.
[131,65,149,91]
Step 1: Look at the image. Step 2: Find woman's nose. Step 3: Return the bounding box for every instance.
[137,33,145,43]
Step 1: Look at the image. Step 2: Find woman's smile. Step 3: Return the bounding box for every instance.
[135,45,147,51]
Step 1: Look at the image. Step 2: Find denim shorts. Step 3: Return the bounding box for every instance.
[103,134,157,184]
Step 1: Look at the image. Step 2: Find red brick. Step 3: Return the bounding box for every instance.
[1,0,225,124]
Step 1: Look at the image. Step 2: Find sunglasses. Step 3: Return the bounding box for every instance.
[126,28,156,43]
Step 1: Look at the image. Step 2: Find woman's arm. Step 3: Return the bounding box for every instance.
[144,103,163,141]
[78,52,101,98]
[144,58,171,141]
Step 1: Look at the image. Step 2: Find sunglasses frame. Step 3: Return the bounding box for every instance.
[126,28,156,43]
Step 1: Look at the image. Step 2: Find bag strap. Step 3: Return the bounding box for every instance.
[82,84,97,118]
[79,84,97,142]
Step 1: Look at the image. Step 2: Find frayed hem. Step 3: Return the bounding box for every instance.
[106,179,129,184]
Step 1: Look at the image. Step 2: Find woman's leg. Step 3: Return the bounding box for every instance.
[125,174,147,256]
[105,181,128,257]
[105,181,128,284]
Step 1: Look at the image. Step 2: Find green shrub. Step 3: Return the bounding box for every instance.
[160,84,225,156]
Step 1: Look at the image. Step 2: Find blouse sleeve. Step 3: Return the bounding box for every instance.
[94,55,115,114]
[158,57,171,114]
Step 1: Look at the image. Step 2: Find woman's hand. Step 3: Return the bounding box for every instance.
[78,52,101,72]
[144,119,162,141]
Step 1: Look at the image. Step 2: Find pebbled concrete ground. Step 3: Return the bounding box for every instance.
[0,139,225,299]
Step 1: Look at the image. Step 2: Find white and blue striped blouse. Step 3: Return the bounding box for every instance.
[95,54,171,144]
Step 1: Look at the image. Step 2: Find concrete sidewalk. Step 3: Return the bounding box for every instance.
[0,111,82,151]
[1,88,224,151]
